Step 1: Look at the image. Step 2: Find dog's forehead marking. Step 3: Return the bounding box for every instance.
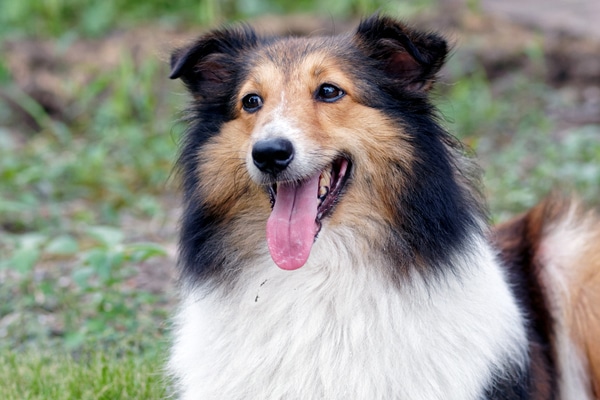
[253,36,347,83]
[262,36,331,71]
[246,48,349,104]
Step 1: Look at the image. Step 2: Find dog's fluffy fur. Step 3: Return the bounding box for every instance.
[167,15,600,399]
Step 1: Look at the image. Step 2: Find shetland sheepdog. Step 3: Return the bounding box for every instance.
[167,14,600,399]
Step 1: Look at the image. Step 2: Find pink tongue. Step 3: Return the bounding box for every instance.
[266,174,320,270]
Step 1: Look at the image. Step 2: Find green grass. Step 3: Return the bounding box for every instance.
[0,39,177,358]
[437,66,600,220]
[0,347,167,399]
[0,0,433,38]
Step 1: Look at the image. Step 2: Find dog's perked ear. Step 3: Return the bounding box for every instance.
[169,26,258,97]
[354,14,448,92]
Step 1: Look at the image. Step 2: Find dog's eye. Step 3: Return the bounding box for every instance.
[242,94,263,112]
[316,84,345,103]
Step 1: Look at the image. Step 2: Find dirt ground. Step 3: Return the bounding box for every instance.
[482,0,600,41]
[2,5,599,294]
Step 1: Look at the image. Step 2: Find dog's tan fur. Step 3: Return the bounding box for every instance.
[495,198,600,398]
[534,200,600,398]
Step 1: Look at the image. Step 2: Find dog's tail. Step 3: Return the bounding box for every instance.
[494,196,600,399]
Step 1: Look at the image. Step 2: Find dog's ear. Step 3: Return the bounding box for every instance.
[170,26,258,96]
[354,15,448,92]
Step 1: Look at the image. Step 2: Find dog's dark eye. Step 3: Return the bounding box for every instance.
[242,94,263,112]
[316,84,345,103]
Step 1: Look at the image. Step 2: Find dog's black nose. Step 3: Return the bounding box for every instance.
[252,138,294,175]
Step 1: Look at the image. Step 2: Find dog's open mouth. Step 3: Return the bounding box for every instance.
[266,157,350,270]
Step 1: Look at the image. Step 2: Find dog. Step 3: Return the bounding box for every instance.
[167,14,600,399]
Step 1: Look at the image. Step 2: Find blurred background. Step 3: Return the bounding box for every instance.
[0,0,598,397]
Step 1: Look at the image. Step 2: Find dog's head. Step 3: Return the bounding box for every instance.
[172,15,482,277]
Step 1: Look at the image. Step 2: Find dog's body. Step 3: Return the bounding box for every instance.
[168,15,600,399]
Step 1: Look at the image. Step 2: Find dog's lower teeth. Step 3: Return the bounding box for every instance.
[318,186,329,200]
[319,171,331,188]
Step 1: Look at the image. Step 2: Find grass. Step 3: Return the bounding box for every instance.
[0,41,177,357]
[1,0,599,397]
[0,347,167,399]
[0,0,433,38]
[436,64,600,220]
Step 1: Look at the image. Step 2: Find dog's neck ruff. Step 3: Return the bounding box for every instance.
[169,228,528,400]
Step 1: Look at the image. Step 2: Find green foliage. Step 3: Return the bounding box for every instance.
[0,348,166,399]
[0,52,177,230]
[484,125,600,220]
[0,24,176,357]
[0,228,168,351]
[437,68,600,220]
[0,0,433,38]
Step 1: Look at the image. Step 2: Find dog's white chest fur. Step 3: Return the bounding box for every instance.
[169,234,527,400]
